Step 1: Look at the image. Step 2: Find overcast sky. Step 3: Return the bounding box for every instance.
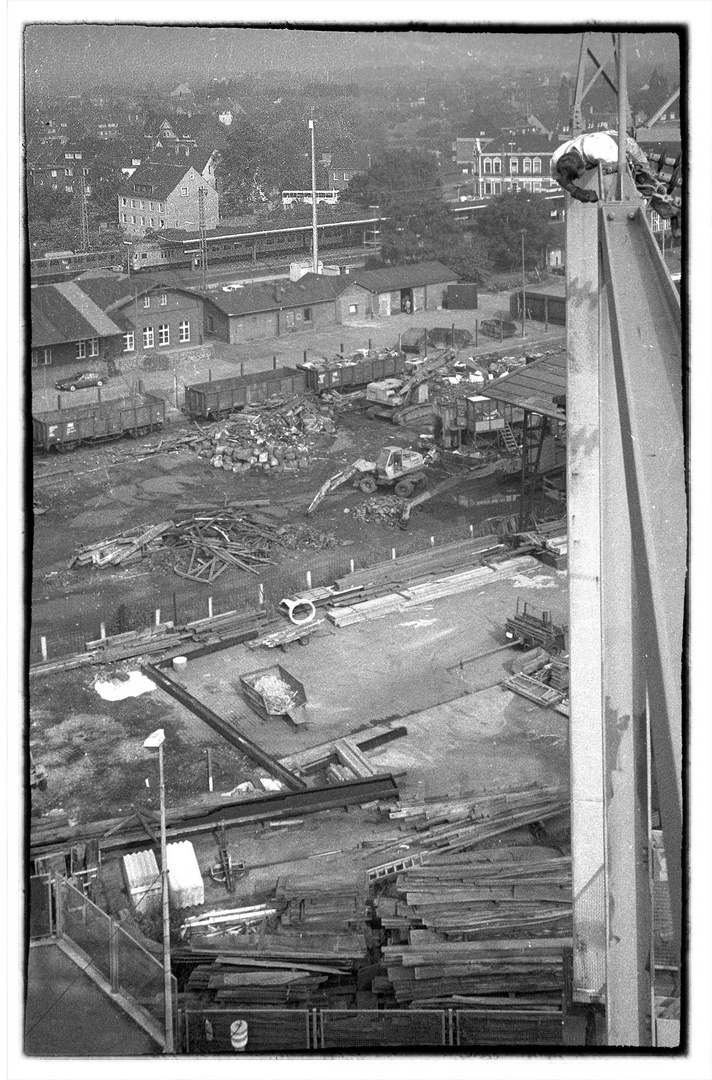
[23,25,681,94]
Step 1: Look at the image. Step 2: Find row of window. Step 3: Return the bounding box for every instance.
[482,157,543,175]
[121,198,165,211]
[481,179,545,195]
[122,214,166,227]
[123,321,190,351]
[142,294,168,308]
[46,168,90,177]
[76,338,99,359]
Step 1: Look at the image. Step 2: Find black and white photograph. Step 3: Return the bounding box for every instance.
[6,3,711,1076]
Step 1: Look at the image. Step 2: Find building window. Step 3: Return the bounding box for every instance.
[65,168,73,176]
[303,308,312,322]
[158,324,170,346]
[158,202,164,212]
[533,158,542,174]
[180,186,188,196]
[160,219,165,227]
[492,158,501,174]
[123,332,135,352]
[76,340,87,359]
[348,304,357,314]
[140,216,145,225]
[51,170,57,177]
[65,186,73,193]
[131,199,136,208]
[139,200,144,209]
[149,202,154,211]
[32,348,52,366]
[179,320,190,342]
[141,253,147,260]
[121,214,127,222]
[143,326,154,348]
[122,197,127,206]
[510,157,519,173]
[484,181,493,195]
[88,338,99,357]
[483,158,492,174]
[523,158,532,174]
[160,293,167,306]
[143,295,150,308]
[149,218,155,227]
[131,215,136,224]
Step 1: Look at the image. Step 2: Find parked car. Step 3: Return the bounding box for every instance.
[54,371,106,392]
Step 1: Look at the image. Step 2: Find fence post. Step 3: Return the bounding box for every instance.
[349,558,355,574]
[430,536,435,547]
[54,876,64,937]
[173,592,178,625]
[368,339,372,352]
[206,748,213,793]
[174,374,179,408]
[469,523,474,538]
[306,570,312,589]
[155,609,161,626]
[208,596,213,619]
[391,547,396,560]
[240,361,244,376]
[303,350,308,363]
[100,622,106,640]
[475,319,478,348]
[208,369,212,382]
[40,636,48,661]
[258,583,264,607]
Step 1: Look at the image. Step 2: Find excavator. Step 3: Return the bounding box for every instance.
[306,445,439,516]
[366,348,455,425]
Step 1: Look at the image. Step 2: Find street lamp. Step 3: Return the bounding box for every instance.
[143,728,174,1054]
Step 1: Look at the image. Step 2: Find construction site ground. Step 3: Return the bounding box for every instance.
[30,562,569,917]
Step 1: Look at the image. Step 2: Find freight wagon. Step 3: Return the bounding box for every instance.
[298,352,406,394]
[32,393,166,452]
[184,366,306,420]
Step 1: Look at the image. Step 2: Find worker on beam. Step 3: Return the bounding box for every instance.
[551,130,680,235]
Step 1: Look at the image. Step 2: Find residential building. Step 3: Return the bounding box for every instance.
[326,150,371,193]
[454,134,560,198]
[30,281,125,374]
[76,276,205,359]
[116,162,219,238]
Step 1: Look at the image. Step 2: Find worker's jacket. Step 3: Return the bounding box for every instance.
[550,131,649,177]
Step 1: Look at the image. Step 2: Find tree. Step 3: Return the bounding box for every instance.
[476,191,551,272]
[344,150,459,266]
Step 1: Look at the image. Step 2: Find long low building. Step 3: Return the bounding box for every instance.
[510,280,566,326]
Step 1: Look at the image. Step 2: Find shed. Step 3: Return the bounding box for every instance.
[510,280,566,326]
[202,273,348,344]
[349,261,459,317]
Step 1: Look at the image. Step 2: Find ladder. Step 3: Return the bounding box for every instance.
[501,422,520,454]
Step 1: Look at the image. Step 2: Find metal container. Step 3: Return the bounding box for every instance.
[184,366,306,419]
[239,664,307,719]
[32,393,166,451]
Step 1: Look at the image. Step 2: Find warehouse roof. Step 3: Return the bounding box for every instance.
[30,283,125,348]
[510,280,566,300]
[482,349,567,421]
[351,261,458,293]
[203,273,349,317]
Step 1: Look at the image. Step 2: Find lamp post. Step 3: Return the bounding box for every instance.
[520,229,527,338]
[143,728,174,1054]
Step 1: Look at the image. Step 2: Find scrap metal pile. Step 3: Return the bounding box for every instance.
[187,398,336,475]
[69,505,338,583]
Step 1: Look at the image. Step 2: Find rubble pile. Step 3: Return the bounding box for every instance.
[188,399,337,475]
[352,496,405,526]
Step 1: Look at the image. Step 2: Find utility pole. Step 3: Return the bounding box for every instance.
[309,118,319,274]
[198,187,208,291]
[79,172,90,252]
[520,230,527,338]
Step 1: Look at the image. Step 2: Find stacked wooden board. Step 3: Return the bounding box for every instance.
[278,724,407,777]
[366,786,569,882]
[332,534,504,593]
[328,556,541,627]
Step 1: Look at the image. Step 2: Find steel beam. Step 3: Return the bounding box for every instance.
[566,168,607,1004]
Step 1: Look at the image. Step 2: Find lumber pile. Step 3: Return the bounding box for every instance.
[183,875,371,1009]
[328,555,540,627]
[377,935,570,1005]
[366,786,568,882]
[333,534,503,593]
[68,509,338,583]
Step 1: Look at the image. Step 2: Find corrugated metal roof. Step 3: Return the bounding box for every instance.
[351,261,458,294]
[482,349,567,421]
[30,285,123,348]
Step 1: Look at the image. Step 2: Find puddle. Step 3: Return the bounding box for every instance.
[95,671,156,701]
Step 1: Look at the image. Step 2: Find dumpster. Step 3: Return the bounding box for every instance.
[240,665,307,723]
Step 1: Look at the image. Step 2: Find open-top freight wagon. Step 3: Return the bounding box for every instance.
[32,393,166,452]
[184,366,306,420]
[297,351,406,394]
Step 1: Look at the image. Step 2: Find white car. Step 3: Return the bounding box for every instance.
[222,283,244,292]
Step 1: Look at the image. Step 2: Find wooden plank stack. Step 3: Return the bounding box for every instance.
[328,556,540,627]
[332,535,504,594]
[278,724,407,777]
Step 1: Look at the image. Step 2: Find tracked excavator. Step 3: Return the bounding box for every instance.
[365,349,455,425]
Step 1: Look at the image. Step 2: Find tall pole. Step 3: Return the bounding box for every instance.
[309,118,319,273]
[520,230,526,338]
[617,33,628,198]
[198,187,208,291]
[158,742,174,1054]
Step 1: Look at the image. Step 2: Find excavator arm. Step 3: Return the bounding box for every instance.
[306,458,374,516]
[399,460,501,528]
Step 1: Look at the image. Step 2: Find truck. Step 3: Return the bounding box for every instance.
[184,366,307,420]
[298,351,406,394]
[32,393,166,452]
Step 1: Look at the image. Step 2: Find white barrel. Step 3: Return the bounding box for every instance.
[172,656,188,671]
[230,1019,248,1051]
